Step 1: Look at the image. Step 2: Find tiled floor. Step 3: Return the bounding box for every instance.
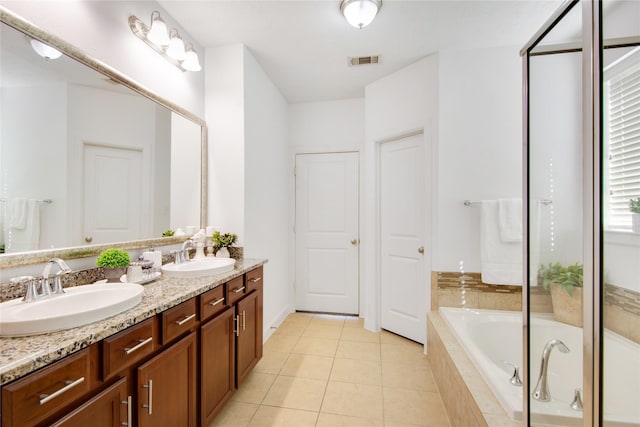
[210,312,451,427]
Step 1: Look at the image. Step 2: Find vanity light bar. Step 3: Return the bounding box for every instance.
[129,12,201,72]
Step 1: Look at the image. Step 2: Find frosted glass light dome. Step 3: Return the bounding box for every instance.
[30,39,62,60]
[341,0,382,29]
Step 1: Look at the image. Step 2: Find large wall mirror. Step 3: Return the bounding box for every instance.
[0,9,207,267]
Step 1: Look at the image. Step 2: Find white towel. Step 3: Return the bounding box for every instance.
[498,199,522,242]
[481,200,522,285]
[4,199,40,252]
[6,198,27,229]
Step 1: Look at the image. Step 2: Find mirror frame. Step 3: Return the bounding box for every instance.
[0,6,207,268]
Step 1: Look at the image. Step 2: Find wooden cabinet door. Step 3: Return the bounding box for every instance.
[236,291,259,387]
[137,333,197,427]
[200,307,235,426]
[50,377,129,427]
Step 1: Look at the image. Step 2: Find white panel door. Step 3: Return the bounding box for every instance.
[295,152,359,314]
[380,134,426,343]
[83,144,144,244]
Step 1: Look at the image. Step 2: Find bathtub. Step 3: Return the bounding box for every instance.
[439,307,640,427]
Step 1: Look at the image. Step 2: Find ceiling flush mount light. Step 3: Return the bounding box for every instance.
[340,0,382,29]
[129,11,201,72]
[30,39,63,60]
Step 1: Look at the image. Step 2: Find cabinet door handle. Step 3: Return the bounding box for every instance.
[242,310,246,331]
[39,377,85,405]
[123,337,153,355]
[175,313,196,326]
[233,286,246,294]
[209,297,225,307]
[234,315,240,337]
[142,380,153,415]
[121,395,132,426]
[249,277,262,283]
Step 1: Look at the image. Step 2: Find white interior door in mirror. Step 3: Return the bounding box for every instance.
[295,152,359,314]
[83,144,149,244]
[380,134,426,344]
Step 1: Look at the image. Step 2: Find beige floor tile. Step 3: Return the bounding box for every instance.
[335,340,381,361]
[292,336,339,357]
[272,322,306,337]
[381,343,428,366]
[279,354,334,380]
[247,406,317,427]
[383,388,450,427]
[340,327,380,343]
[321,381,383,420]
[209,401,258,427]
[264,334,300,354]
[382,362,438,391]
[302,324,343,340]
[329,358,382,386]
[381,330,423,347]
[231,372,277,404]
[261,376,327,412]
[253,351,290,375]
[343,316,364,328]
[310,314,346,326]
[316,413,383,426]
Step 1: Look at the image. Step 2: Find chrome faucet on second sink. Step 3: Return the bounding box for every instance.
[532,338,570,402]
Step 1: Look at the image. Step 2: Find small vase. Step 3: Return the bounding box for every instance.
[102,267,126,283]
[632,213,640,233]
[216,247,230,258]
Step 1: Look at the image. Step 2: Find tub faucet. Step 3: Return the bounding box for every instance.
[532,339,570,402]
[42,258,72,295]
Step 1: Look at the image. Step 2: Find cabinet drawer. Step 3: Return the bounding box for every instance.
[103,318,156,379]
[226,276,246,305]
[1,348,91,427]
[200,285,226,322]
[246,266,263,293]
[162,298,198,344]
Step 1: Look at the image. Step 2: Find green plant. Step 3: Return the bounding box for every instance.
[211,231,237,255]
[538,262,583,295]
[162,229,175,237]
[630,197,640,214]
[96,248,131,268]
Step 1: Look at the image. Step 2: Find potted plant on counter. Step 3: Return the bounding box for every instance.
[630,197,640,233]
[97,248,131,282]
[212,231,237,258]
[538,262,584,327]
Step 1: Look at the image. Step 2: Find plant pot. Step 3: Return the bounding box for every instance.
[632,213,640,233]
[549,283,583,327]
[102,267,126,283]
[215,247,230,258]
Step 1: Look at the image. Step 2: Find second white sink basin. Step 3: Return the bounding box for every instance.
[161,257,236,278]
[0,283,144,337]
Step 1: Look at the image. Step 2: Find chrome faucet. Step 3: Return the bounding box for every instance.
[42,258,72,295]
[172,239,196,264]
[532,339,570,402]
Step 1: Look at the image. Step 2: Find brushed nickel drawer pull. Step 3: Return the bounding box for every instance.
[209,297,225,307]
[39,377,85,405]
[121,395,132,426]
[142,380,153,415]
[233,286,245,294]
[123,337,153,355]
[175,313,196,326]
[234,315,240,337]
[242,310,246,331]
[249,277,262,283]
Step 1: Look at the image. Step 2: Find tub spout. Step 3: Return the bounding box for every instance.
[532,339,570,402]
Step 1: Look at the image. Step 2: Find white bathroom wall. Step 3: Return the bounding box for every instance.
[2,1,205,117]
[153,106,171,237]
[170,113,201,232]
[363,55,439,331]
[243,48,291,333]
[436,46,523,273]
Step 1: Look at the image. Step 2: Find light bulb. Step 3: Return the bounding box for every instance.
[166,30,186,61]
[182,48,201,72]
[30,39,63,60]
[147,11,170,46]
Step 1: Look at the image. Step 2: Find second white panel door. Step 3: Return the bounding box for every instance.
[295,152,359,314]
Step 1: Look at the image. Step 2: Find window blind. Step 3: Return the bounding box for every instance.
[607,61,640,229]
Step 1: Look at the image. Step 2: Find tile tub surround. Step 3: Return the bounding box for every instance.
[427,312,522,427]
[0,258,266,385]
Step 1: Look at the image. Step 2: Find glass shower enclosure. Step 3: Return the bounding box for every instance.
[522,1,640,426]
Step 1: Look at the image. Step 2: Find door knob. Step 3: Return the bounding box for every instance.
[85,236,93,243]
[418,246,424,254]
[351,239,358,246]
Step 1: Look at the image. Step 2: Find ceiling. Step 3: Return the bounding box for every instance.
[160,0,563,104]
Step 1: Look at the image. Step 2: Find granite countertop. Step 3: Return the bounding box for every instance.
[0,258,267,385]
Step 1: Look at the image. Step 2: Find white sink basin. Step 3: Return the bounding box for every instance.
[161,257,236,278]
[0,283,144,337]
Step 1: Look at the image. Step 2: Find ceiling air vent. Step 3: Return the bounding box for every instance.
[349,55,380,66]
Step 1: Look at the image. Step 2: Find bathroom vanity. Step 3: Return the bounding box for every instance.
[0,260,265,427]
